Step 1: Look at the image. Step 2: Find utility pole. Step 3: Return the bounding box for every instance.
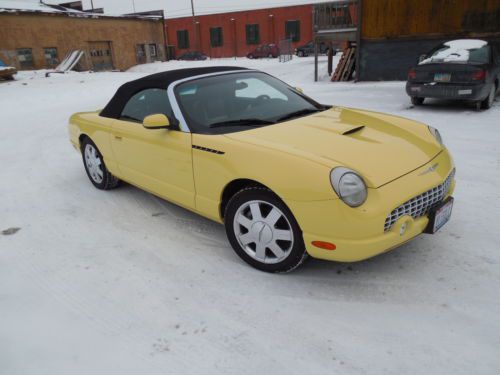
[132,0,136,13]
[190,0,198,50]
[90,0,94,12]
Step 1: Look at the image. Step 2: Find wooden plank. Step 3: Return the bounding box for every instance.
[361,0,500,40]
[332,52,347,81]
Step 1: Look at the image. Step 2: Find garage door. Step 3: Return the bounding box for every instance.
[88,41,114,71]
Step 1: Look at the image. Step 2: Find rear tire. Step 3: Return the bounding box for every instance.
[298,51,304,57]
[480,84,496,110]
[411,97,425,106]
[248,54,254,59]
[224,187,308,273]
[81,138,120,190]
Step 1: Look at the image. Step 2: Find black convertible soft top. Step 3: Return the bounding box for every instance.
[100,66,248,119]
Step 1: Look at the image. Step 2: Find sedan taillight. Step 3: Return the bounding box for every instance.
[472,70,487,81]
[408,68,417,80]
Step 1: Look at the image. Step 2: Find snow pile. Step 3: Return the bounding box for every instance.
[1,57,499,375]
[420,39,488,64]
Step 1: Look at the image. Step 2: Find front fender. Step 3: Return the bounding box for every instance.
[191,133,338,222]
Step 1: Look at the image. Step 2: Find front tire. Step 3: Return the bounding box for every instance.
[224,187,308,273]
[81,138,119,190]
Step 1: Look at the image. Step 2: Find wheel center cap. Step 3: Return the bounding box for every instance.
[251,221,273,244]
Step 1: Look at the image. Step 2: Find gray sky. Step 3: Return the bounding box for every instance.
[46,0,326,18]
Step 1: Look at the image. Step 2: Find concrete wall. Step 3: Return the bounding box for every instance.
[0,12,165,71]
[165,5,313,58]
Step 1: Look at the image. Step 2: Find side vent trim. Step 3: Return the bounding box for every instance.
[192,145,225,155]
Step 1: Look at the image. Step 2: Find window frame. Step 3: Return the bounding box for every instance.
[16,48,34,69]
[120,88,174,125]
[173,71,323,135]
[245,24,260,45]
[285,20,301,42]
[43,47,59,68]
[210,27,224,48]
[177,30,190,49]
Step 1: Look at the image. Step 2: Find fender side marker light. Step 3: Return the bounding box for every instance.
[312,241,336,250]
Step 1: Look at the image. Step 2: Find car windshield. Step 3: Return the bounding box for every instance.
[420,39,490,64]
[174,71,324,134]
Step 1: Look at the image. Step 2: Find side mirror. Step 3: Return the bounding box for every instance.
[418,54,427,63]
[143,114,170,129]
[295,87,303,93]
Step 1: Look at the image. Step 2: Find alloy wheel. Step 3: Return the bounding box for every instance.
[84,144,104,184]
[233,200,294,264]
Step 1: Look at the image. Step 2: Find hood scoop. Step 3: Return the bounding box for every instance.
[342,125,365,135]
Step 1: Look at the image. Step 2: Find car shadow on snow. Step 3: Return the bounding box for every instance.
[407,97,499,112]
[117,182,441,291]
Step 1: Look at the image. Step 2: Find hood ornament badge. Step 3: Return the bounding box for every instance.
[419,163,439,175]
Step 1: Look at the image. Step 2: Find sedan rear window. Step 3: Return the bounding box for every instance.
[420,39,490,64]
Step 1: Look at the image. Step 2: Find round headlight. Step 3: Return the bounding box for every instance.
[428,126,443,145]
[330,167,367,207]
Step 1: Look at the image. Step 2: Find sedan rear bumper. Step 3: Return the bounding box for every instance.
[406,82,492,101]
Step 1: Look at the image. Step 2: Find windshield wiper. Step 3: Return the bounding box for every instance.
[208,118,275,128]
[276,108,323,122]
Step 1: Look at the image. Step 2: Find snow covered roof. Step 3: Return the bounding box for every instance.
[0,0,78,13]
[0,0,162,19]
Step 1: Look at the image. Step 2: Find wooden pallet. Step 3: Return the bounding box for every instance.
[332,46,356,82]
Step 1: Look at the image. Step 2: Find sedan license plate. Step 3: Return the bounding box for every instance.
[434,73,451,82]
[426,198,454,234]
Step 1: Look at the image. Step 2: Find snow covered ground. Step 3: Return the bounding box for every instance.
[1,56,499,375]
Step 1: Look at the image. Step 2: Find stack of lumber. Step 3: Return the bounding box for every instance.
[332,45,356,82]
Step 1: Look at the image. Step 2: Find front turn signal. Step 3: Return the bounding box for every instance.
[312,241,336,250]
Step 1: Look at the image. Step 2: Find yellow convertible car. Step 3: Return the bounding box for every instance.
[68,67,455,272]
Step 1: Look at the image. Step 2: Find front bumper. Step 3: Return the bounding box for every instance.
[287,149,455,262]
[406,81,492,101]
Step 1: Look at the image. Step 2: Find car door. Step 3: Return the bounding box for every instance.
[110,88,195,209]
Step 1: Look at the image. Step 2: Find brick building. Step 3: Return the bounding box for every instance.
[164,4,314,58]
[0,1,165,71]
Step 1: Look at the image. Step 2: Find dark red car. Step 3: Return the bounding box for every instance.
[247,44,279,59]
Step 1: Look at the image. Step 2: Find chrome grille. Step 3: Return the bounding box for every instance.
[384,169,455,232]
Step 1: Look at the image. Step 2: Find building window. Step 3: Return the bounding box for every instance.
[17,48,34,69]
[136,44,146,64]
[44,47,59,68]
[177,30,189,49]
[149,44,157,57]
[285,20,300,42]
[210,27,223,47]
[246,24,260,45]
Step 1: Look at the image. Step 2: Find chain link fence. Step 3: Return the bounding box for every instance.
[278,39,293,63]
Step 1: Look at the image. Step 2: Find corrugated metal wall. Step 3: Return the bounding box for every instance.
[362,0,500,40]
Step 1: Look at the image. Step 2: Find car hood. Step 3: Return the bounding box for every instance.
[224,107,442,188]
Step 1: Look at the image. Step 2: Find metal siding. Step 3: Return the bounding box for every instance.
[361,0,500,40]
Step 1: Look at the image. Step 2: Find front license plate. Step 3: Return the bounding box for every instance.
[434,73,451,82]
[426,197,454,234]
